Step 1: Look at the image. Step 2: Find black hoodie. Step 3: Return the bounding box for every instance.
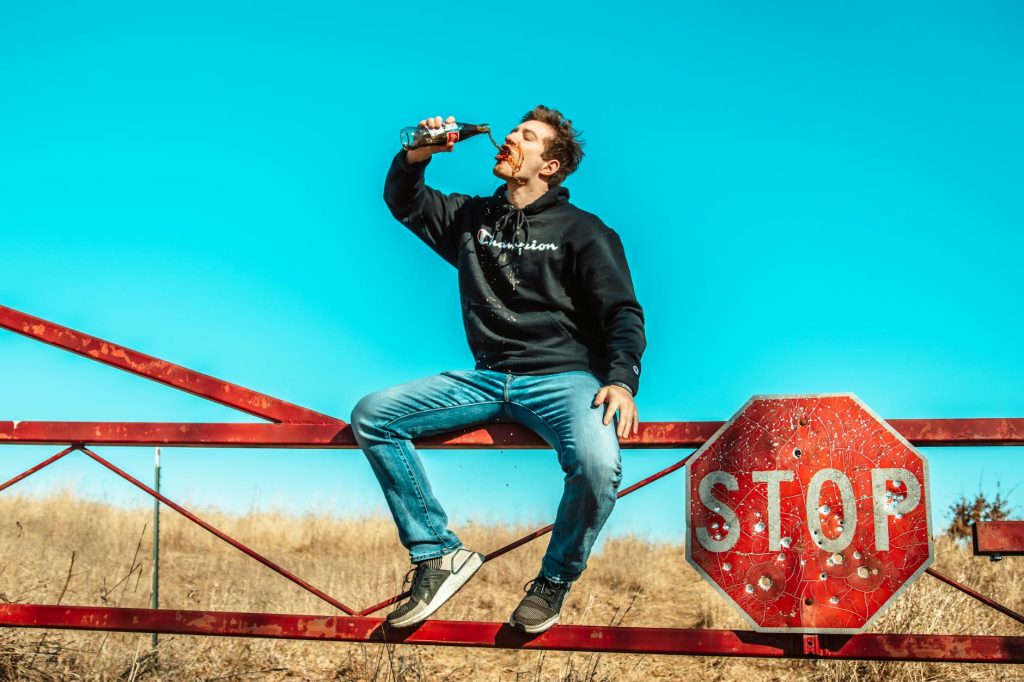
[384,151,646,395]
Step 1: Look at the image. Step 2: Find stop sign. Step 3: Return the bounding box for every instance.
[685,394,932,633]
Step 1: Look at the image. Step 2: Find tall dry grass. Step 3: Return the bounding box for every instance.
[0,492,1020,681]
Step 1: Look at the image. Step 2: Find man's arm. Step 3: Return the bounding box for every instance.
[578,232,647,439]
[383,115,471,266]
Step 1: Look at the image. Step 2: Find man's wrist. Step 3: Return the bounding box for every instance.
[404,147,433,166]
[609,381,634,396]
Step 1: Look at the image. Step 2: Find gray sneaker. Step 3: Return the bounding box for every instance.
[509,576,570,634]
[386,548,484,628]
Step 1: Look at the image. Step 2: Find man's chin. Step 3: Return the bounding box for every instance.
[492,163,512,180]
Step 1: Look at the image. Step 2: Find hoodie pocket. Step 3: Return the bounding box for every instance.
[466,304,572,349]
[542,311,574,343]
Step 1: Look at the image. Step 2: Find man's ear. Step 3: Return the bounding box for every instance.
[539,158,561,181]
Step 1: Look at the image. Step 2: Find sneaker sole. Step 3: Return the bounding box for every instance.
[387,552,484,628]
[508,613,559,634]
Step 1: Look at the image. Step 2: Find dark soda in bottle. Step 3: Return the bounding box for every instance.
[400,122,491,150]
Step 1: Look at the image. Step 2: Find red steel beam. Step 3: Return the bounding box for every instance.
[3,305,1022,447]
[76,446,355,615]
[890,418,1024,446]
[0,605,1020,663]
[0,421,709,448]
[973,522,1024,556]
[925,568,1024,626]
[4,306,1024,662]
[0,446,75,493]
[0,447,1019,663]
[2,418,1023,448]
[0,305,339,424]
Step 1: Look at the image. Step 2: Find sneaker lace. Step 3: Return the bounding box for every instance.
[523,577,559,603]
[403,565,428,599]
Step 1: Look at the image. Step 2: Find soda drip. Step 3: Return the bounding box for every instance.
[507,145,525,181]
[487,130,525,179]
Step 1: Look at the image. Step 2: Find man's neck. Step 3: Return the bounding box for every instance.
[505,178,550,209]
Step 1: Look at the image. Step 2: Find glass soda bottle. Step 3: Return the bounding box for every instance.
[400,122,491,150]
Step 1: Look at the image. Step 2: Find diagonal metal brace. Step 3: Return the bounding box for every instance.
[0,304,340,424]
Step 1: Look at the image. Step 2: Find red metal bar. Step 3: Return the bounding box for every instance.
[0,421,709,448]
[925,568,1024,626]
[0,421,356,448]
[0,446,75,493]
[4,307,1024,662]
[888,417,1024,446]
[973,521,1024,556]
[0,305,339,424]
[3,418,1023,448]
[3,306,1022,447]
[0,604,1020,663]
[76,446,356,616]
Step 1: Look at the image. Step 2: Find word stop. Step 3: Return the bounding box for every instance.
[695,467,922,554]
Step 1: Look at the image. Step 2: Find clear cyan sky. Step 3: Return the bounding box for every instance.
[1,2,1021,547]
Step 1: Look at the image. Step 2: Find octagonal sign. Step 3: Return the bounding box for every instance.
[685,394,932,633]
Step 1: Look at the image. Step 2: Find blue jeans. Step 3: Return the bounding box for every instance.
[350,369,622,584]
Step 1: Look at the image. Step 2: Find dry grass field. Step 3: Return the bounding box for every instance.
[0,492,1020,681]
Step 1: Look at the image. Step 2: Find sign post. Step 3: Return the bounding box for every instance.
[152,447,161,649]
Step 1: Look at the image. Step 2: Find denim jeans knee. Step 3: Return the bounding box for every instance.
[352,371,505,563]
[506,371,622,583]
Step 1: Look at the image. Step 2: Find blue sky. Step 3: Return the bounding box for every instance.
[1,1,1021,545]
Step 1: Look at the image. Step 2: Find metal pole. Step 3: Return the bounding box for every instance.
[151,447,160,649]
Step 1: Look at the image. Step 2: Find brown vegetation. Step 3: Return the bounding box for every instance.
[0,492,1020,681]
[946,488,1013,541]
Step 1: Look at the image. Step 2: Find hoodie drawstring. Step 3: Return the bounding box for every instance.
[493,202,530,256]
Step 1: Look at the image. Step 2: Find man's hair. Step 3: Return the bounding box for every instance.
[521,105,584,186]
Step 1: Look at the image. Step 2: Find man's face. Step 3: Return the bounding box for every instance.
[493,119,560,185]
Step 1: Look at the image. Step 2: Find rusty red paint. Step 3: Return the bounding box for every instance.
[0,604,1020,663]
[973,521,1024,556]
[2,306,1024,662]
[0,446,74,494]
[0,305,339,424]
[0,420,718,448]
[926,568,1024,626]
[77,445,356,616]
[686,395,933,633]
[2,419,1023,448]
[887,418,1024,446]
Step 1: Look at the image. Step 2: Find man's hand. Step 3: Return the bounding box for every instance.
[593,385,639,440]
[405,115,457,164]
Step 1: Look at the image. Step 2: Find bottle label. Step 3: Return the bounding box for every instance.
[443,121,460,144]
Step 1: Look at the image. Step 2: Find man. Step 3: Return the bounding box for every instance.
[351,106,645,634]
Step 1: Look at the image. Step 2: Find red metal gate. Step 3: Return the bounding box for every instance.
[1,304,1022,664]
